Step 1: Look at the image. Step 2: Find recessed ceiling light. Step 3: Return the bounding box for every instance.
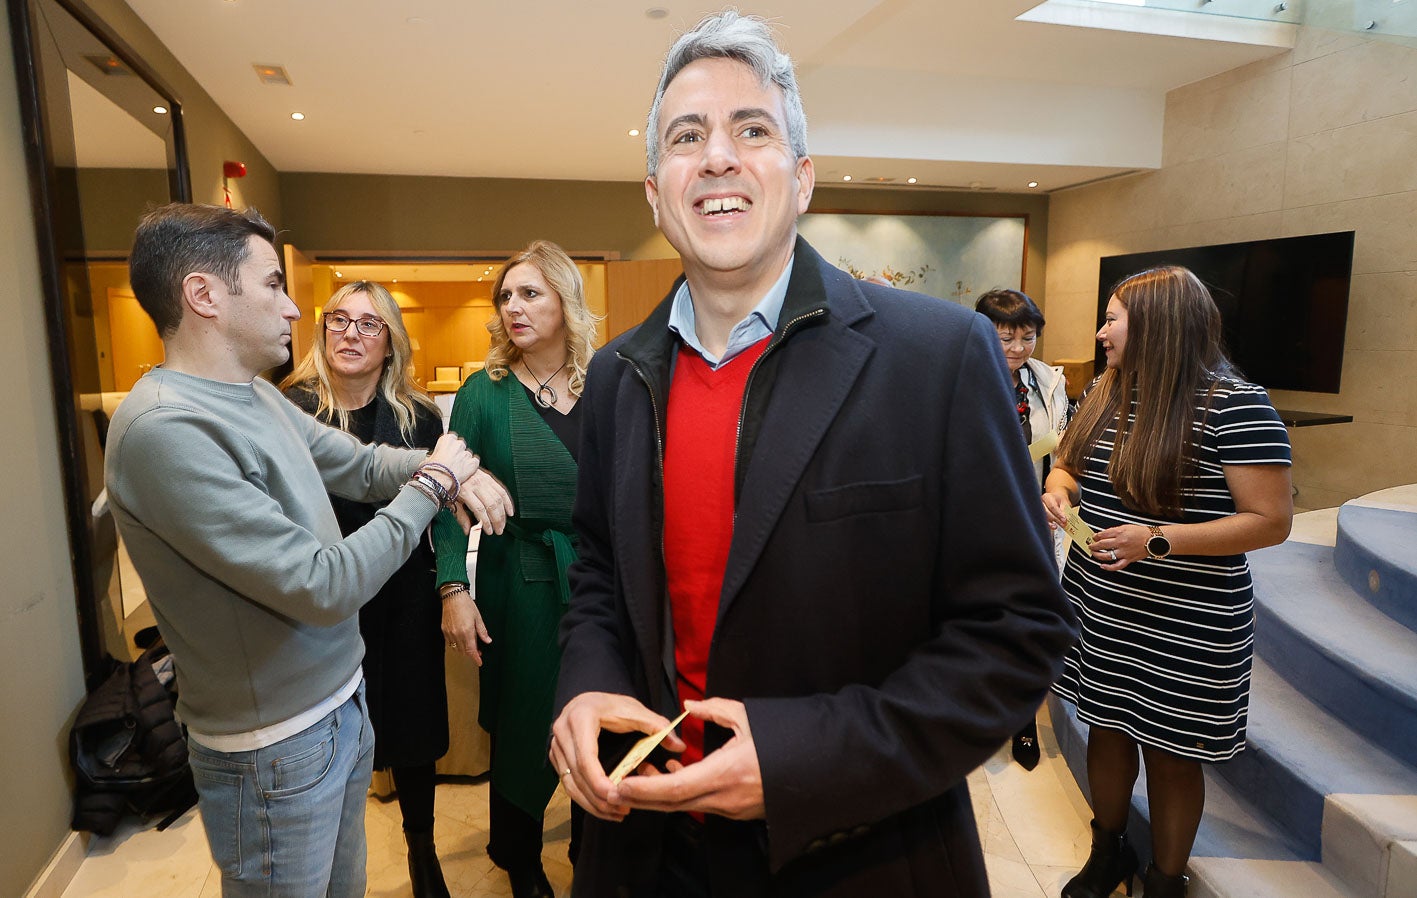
[253,64,291,85]
[907,177,917,184]
[645,7,669,19]
[842,175,852,182]
[392,278,398,284]
[290,111,305,121]
[628,128,640,137]
[152,105,167,115]
[335,271,343,278]
[1028,181,1039,188]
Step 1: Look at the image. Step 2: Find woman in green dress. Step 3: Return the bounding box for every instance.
[433,240,596,898]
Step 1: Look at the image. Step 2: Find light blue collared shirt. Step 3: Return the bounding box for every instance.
[667,257,794,369]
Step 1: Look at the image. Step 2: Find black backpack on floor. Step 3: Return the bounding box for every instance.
[70,634,196,835]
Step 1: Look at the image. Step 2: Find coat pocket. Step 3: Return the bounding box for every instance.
[804,475,924,522]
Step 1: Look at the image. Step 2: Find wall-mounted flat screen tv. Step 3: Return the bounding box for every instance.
[1096,231,1355,394]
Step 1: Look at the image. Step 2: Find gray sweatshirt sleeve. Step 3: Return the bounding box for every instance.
[109,405,439,627]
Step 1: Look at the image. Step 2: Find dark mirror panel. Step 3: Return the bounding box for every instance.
[1097,232,1355,395]
[11,0,190,687]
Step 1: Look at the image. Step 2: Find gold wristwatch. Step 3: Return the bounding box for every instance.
[1145,525,1172,559]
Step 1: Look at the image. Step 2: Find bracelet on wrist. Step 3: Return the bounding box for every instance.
[418,462,461,497]
[406,477,441,508]
[409,471,456,509]
[440,583,470,600]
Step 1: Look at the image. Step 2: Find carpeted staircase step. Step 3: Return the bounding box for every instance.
[1322,794,1417,898]
[1188,857,1356,898]
[1048,695,1309,864]
[1212,658,1417,857]
[1249,539,1417,768]
[1334,503,1417,633]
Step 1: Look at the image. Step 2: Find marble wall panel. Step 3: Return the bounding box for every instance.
[1164,67,1291,167]
[1152,141,1287,226]
[1285,110,1417,208]
[1339,272,1417,353]
[1289,421,1417,501]
[1166,50,1293,107]
[1281,190,1417,275]
[1292,26,1371,67]
[1290,38,1417,139]
[1037,290,1104,361]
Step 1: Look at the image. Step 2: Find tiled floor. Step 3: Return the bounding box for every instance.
[59,711,1094,897]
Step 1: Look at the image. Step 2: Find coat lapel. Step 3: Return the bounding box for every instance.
[717,264,875,621]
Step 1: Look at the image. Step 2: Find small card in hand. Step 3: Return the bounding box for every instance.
[608,709,690,785]
[1063,506,1097,549]
[1028,431,1059,463]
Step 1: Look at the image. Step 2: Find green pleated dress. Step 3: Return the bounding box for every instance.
[433,371,578,819]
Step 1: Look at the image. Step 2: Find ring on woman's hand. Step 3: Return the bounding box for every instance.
[1108,549,1118,562]
[561,768,572,778]
[448,641,458,649]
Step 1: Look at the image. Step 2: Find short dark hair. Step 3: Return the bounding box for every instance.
[975,288,1045,335]
[128,203,276,337]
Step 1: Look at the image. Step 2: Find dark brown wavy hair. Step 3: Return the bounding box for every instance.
[1057,265,1237,516]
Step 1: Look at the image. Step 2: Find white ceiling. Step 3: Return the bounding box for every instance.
[123,0,1294,192]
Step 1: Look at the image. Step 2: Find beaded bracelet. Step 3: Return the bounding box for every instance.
[418,462,461,497]
[410,471,454,509]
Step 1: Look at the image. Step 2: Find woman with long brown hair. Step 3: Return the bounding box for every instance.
[432,240,596,898]
[1042,266,1293,898]
[281,280,454,898]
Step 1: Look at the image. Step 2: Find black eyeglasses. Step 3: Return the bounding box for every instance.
[323,312,386,337]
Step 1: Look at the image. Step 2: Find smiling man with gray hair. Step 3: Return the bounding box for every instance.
[549,10,1076,897]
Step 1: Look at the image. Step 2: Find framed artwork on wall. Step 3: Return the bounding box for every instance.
[799,210,1028,307]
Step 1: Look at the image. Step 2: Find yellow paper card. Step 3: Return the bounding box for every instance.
[1028,431,1059,463]
[1064,506,1096,549]
[608,709,690,784]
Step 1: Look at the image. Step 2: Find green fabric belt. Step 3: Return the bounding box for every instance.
[504,520,578,606]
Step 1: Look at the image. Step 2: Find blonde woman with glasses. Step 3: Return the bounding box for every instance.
[282,280,453,898]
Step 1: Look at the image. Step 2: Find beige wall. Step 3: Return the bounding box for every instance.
[1045,28,1417,510]
[0,10,90,893]
[82,0,282,221]
[277,176,1048,272]
[280,173,674,261]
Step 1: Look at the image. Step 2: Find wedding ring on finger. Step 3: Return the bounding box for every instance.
[1108,549,1118,562]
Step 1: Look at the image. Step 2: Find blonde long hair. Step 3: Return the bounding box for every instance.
[484,241,599,398]
[280,280,439,444]
[1057,265,1237,517]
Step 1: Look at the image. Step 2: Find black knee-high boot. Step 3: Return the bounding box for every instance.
[404,828,451,898]
[1062,820,1139,898]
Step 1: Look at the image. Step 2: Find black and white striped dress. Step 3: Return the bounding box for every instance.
[1052,379,1292,761]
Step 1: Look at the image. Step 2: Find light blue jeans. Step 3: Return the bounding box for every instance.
[186,683,375,897]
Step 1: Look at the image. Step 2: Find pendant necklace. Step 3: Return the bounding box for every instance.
[524,359,567,409]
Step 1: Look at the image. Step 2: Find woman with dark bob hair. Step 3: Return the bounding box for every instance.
[1042,266,1293,898]
[974,288,1070,771]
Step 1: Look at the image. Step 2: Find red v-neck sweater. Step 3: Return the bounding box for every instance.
[663,336,771,765]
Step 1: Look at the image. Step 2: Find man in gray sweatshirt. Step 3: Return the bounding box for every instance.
[104,203,510,897]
